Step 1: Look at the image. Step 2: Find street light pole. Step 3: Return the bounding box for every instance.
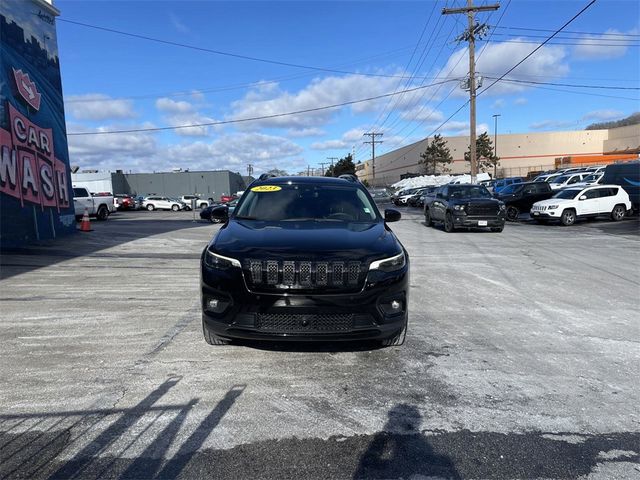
[493,114,501,178]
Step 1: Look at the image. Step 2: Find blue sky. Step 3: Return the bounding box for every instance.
[53,0,639,175]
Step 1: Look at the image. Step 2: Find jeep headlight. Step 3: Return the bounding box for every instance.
[204,250,241,269]
[453,205,465,211]
[369,252,406,272]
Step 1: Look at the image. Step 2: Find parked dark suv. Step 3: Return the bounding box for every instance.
[200,176,409,346]
[424,184,506,232]
[494,181,554,221]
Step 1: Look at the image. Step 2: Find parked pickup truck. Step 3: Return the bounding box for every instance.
[424,183,506,232]
[73,187,115,220]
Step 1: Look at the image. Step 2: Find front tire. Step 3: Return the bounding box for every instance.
[146,204,155,211]
[611,204,626,222]
[96,205,109,221]
[444,212,455,232]
[424,209,433,227]
[506,206,519,222]
[561,208,576,226]
[171,204,179,212]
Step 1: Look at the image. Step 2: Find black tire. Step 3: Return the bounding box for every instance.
[506,206,519,222]
[203,321,230,345]
[200,203,209,209]
[171,204,180,212]
[611,204,626,222]
[147,204,155,211]
[381,322,407,347]
[560,208,576,226]
[444,212,455,232]
[424,209,433,227]
[208,216,215,223]
[96,205,109,221]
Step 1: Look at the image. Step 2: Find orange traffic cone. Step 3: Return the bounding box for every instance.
[79,208,92,232]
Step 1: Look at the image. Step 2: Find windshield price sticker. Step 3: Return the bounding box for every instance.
[251,185,282,192]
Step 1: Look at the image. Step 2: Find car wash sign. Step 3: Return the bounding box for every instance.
[0,76,70,211]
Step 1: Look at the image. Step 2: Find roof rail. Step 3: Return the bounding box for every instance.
[338,174,358,182]
[258,173,277,181]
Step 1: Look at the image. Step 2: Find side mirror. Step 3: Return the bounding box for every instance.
[211,205,229,221]
[384,209,401,223]
[579,195,587,201]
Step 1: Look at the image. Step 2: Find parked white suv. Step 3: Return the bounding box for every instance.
[142,196,184,211]
[530,185,631,226]
[181,195,209,209]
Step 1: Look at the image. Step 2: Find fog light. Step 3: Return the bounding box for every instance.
[391,300,401,310]
[205,297,230,314]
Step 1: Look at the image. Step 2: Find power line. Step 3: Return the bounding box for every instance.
[482,76,640,90]
[67,78,460,136]
[58,18,449,81]
[483,39,639,46]
[477,0,598,99]
[492,25,640,38]
[488,80,640,101]
[488,32,639,42]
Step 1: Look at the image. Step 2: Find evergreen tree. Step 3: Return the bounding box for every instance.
[464,132,499,173]
[325,154,356,177]
[419,135,453,175]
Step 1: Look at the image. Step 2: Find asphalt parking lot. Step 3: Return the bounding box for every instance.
[1,208,639,479]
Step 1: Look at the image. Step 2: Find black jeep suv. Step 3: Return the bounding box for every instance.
[200,176,409,346]
[494,181,554,221]
[424,184,506,232]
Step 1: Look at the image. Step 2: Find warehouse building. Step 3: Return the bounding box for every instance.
[1,0,75,247]
[72,170,247,202]
[357,124,640,186]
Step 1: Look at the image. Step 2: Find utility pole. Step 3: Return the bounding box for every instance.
[247,163,253,177]
[307,165,310,177]
[319,162,328,176]
[443,0,499,184]
[492,114,501,178]
[363,132,383,186]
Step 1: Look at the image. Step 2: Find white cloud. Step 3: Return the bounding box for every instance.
[491,99,505,109]
[155,98,220,137]
[400,105,445,123]
[65,94,136,121]
[66,122,158,171]
[155,97,194,114]
[438,40,568,96]
[529,120,574,130]
[573,29,636,60]
[66,126,305,174]
[514,97,528,106]
[228,74,400,129]
[169,12,190,34]
[581,109,625,121]
[287,128,326,138]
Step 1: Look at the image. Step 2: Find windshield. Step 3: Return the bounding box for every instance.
[234,184,378,222]
[583,174,601,182]
[550,175,569,184]
[498,184,523,195]
[553,189,581,199]
[448,185,492,199]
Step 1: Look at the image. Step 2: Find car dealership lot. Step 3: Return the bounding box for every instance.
[1,209,639,479]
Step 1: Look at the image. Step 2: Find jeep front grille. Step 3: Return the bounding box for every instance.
[245,260,362,289]
[256,313,354,332]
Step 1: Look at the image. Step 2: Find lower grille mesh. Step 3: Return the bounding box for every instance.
[256,313,354,332]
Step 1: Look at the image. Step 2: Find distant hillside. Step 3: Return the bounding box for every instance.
[586,112,640,130]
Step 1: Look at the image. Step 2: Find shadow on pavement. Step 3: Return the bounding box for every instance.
[0,211,214,281]
[353,403,459,479]
[0,378,245,480]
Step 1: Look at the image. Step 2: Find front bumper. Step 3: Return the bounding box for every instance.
[452,214,506,227]
[531,210,560,218]
[201,262,409,342]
